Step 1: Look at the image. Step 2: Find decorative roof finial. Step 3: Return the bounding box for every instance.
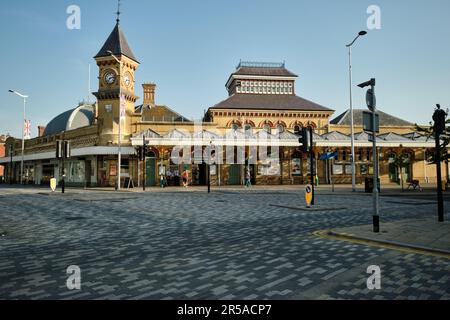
[116,0,121,24]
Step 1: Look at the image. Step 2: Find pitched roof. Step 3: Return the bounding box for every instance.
[330,109,413,127]
[137,104,191,122]
[403,132,429,141]
[323,131,350,141]
[95,23,138,62]
[210,94,333,112]
[378,132,413,142]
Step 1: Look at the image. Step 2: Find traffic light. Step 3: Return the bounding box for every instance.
[64,141,70,159]
[298,127,309,153]
[56,141,62,159]
[433,104,447,135]
[56,140,70,159]
[140,144,147,161]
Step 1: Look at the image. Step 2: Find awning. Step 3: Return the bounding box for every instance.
[0,146,136,164]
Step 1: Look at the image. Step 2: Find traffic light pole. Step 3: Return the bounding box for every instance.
[142,135,146,192]
[435,133,444,222]
[309,127,315,206]
[433,104,446,222]
[60,140,66,194]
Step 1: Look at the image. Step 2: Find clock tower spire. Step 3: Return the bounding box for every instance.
[116,0,121,24]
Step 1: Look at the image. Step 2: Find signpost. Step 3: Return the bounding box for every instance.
[358,78,380,233]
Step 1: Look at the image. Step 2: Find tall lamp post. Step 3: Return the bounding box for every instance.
[346,31,367,192]
[8,90,28,185]
[107,50,123,191]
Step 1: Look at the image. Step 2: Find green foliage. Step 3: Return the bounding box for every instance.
[415,118,450,163]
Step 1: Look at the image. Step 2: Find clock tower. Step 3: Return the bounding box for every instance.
[93,19,139,145]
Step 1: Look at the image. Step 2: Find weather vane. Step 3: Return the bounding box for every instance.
[116,0,121,24]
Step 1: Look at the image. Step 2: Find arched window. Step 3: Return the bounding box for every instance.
[277,124,285,133]
[263,124,271,134]
[294,125,301,134]
[231,123,239,131]
[244,124,253,134]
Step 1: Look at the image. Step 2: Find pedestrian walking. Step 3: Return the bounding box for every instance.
[182,170,189,188]
[245,170,252,188]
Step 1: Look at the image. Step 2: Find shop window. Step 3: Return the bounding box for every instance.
[121,159,130,174]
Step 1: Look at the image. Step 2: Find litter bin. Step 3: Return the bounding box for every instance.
[365,177,381,193]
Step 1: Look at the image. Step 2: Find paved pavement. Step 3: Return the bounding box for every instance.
[0,185,449,300]
[330,218,450,254]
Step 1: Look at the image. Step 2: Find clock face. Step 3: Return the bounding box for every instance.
[124,73,131,87]
[104,72,116,85]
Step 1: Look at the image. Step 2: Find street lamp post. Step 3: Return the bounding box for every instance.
[9,144,13,185]
[107,51,123,191]
[346,31,367,192]
[8,90,28,185]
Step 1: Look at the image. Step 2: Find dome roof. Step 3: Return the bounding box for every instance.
[43,104,95,136]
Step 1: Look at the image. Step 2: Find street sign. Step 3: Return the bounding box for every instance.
[366,88,376,111]
[363,111,379,133]
[305,184,313,208]
[50,178,57,192]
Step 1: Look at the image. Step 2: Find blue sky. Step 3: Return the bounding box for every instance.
[1,0,450,138]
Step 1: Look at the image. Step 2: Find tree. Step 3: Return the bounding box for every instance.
[415,114,450,164]
[415,106,449,183]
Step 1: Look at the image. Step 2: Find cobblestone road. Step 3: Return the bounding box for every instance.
[0,186,449,300]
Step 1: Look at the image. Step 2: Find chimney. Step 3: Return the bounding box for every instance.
[38,126,46,137]
[142,83,156,106]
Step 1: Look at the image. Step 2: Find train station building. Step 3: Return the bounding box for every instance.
[0,19,444,188]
